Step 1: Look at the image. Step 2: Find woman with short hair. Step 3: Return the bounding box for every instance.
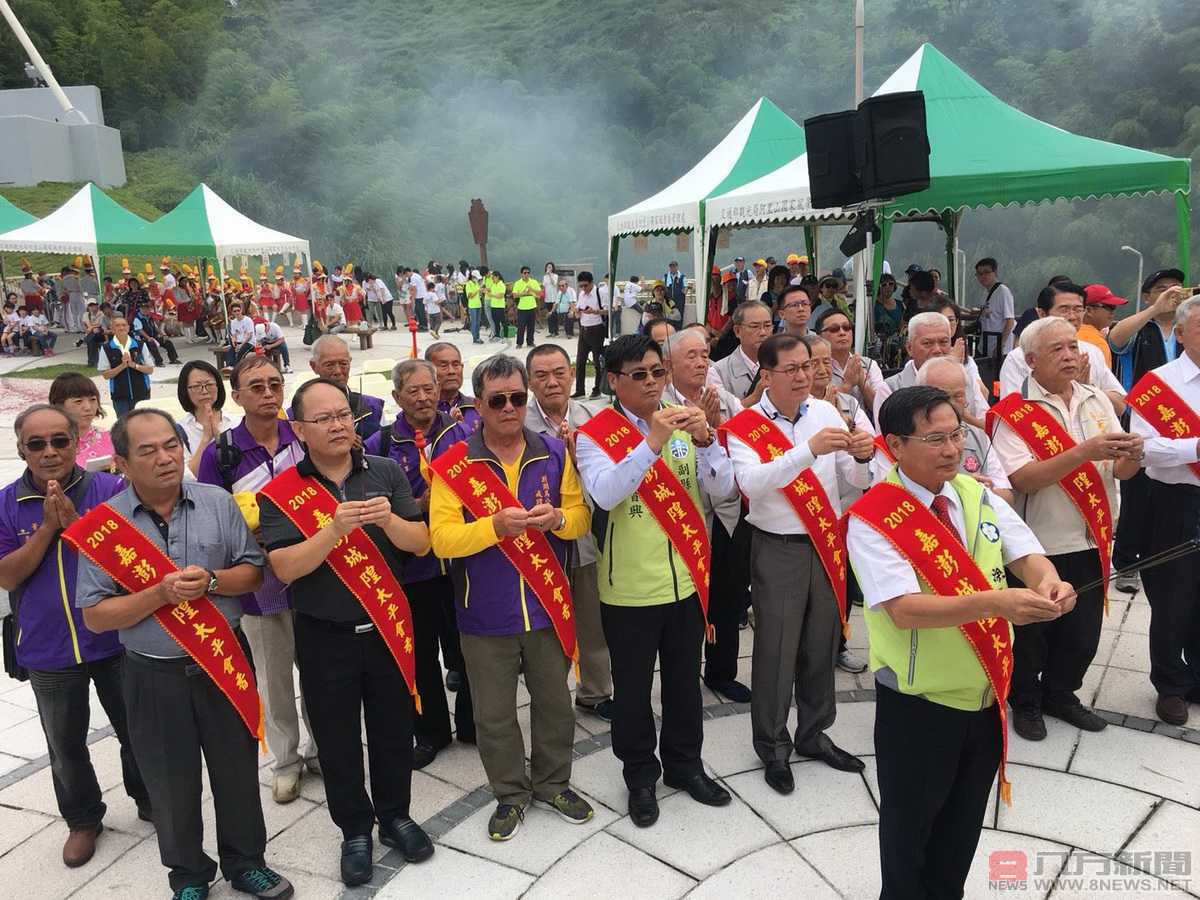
[177,360,238,475]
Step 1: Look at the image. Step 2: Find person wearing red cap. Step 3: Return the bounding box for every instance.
[1078,284,1128,368]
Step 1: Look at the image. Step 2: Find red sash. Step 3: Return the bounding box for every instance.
[428,441,577,661]
[577,406,713,637]
[986,393,1112,603]
[1127,372,1200,479]
[257,467,420,709]
[874,433,896,464]
[847,482,1015,804]
[62,504,262,738]
[720,409,848,631]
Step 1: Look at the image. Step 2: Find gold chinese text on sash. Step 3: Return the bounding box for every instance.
[1127,372,1200,479]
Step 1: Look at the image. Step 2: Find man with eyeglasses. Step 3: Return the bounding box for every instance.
[426,341,481,432]
[707,299,773,407]
[0,405,150,869]
[259,378,434,884]
[301,335,383,442]
[197,355,315,805]
[846,386,1071,900]
[723,334,874,794]
[576,334,737,828]
[429,354,595,842]
[570,271,608,399]
[76,409,292,900]
[777,283,812,337]
[991,317,1140,740]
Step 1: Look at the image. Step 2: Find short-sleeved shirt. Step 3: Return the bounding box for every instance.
[75,481,266,657]
[258,451,423,623]
[978,282,1015,354]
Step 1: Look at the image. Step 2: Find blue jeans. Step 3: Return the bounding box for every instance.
[469,307,482,341]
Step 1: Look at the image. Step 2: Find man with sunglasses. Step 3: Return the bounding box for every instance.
[197,355,315,805]
[576,335,737,828]
[0,405,150,869]
[300,335,383,443]
[429,354,594,842]
[724,334,874,793]
[707,300,772,407]
[260,378,434,884]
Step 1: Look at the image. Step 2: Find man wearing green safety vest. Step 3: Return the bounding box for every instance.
[464,274,483,344]
[512,266,542,349]
[846,385,1073,900]
[485,271,509,343]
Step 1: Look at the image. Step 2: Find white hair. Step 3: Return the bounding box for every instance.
[662,328,706,358]
[1019,315,1076,356]
[915,355,967,389]
[907,312,951,341]
[311,334,350,361]
[1175,295,1200,328]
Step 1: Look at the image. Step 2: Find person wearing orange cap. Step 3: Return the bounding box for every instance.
[786,253,810,283]
[747,259,769,303]
[340,265,364,325]
[1078,284,1127,368]
[287,261,308,327]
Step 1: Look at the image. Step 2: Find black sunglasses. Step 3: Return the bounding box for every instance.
[486,391,528,410]
[616,367,667,382]
[24,435,72,452]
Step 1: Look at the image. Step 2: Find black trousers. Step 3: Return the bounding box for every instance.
[1113,468,1153,570]
[295,614,413,838]
[29,653,149,828]
[601,597,704,790]
[381,300,396,329]
[1142,480,1200,697]
[875,684,1001,900]
[1010,548,1103,711]
[515,309,536,347]
[84,331,106,367]
[490,305,507,337]
[574,324,606,395]
[124,643,266,891]
[407,575,473,744]
[704,512,750,685]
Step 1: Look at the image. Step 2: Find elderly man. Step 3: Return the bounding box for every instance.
[725,335,875,793]
[76,410,290,900]
[304,335,383,441]
[426,341,481,432]
[577,335,737,827]
[661,328,749,701]
[524,344,613,720]
[260,378,434,883]
[873,311,990,424]
[363,360,473,766]
[0,405,149,868]
[708,299,773,406]
[197,355,315,804]
[430,355,595,841]
[991,317,1140,739]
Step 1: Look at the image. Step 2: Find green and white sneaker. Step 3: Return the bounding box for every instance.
[535,789,594,824]
[488,803,525,841]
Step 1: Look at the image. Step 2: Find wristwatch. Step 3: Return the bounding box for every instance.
[205,569,219,595]
[556,510,567,531]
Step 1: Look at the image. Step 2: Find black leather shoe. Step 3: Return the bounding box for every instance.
[1011,707,1048,741]
[136,804,154,823]
[764,760,794,795]
[704,679,752,704]
[795,734,865,772]
[663,772,731,806]
[628,787,659,828]
[1043,702,1108,732]
[379,816,434,864]
[412,738,450,770]
[339,834,373,887]
[445,670,463,692]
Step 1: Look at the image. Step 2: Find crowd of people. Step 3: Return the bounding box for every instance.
[2,237,1199,900]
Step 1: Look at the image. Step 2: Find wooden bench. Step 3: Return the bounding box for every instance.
[355,328,378,351]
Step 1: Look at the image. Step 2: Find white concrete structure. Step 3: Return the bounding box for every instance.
[0,86,125,187]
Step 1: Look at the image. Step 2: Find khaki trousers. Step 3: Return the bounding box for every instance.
[571,563,612,704]
[242,611,317,775]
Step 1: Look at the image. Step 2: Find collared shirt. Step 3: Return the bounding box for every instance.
[180,410,238,458]
[991,378,1121,555]
[727,391,870,533]
[259,451,423,623]
[847,467,1043,609]
[661,382,742,535]
[76,482,265,657]
[999,340,1122,399]
[525,395,600,567]
[830,353,887,412]
[575,403,736,512]
[1130,352,1200,486]
[576,287,608,328]
[706,346,759,398]
[874,357,990,423]
[869,421,1011,492]
[436,391,481,433]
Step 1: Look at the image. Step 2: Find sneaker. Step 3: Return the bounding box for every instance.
[1114,572,1140,595]
[487,803,524,841]
[230,865,293,899]
[1043,702,1108,732]
[534,789,594,824]
[272,771,301,804]
[171,886,210,900]
[575,697,614,722]
[836,650,868,674]
[282,365,293,374]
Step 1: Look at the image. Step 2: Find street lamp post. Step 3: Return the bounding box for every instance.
[1121,245,1143,313]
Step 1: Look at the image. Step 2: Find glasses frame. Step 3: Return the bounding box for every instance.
[614,367,667,382]
[295,409,356,428]
[23,434,73,452]
[485,391,529,410]
[902,425,969,447]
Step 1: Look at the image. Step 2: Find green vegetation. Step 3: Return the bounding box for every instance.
[1,362,96,380]
[1,0,1198,306]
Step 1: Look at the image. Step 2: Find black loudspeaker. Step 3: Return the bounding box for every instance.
[804,110,862,209]
[839,209,879,257]
[857,91,930,199]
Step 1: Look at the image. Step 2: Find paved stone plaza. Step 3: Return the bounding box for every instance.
[0,326,1197,899]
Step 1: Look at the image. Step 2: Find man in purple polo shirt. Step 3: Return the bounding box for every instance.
[426,341,480,432]
[197,355,315,804]
[364,359,473,769]
[0,404,150,868]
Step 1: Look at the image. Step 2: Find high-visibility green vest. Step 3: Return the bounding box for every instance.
[487,278,507,308]
[513,276,540,311]
[465,280,481,309]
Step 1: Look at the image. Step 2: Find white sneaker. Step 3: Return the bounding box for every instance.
[272,771,301,804]
[836,650,868,674]
[282,365,293,374]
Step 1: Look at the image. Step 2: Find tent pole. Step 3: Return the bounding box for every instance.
[1177,193,1191,282]
[803,225,815,271]
[812,225,820,276]
[942,210,957,300]
[608,235,620,343]
[853,222,869,355]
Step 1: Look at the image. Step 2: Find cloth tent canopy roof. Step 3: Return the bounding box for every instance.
[0,195,36,234]
[705,42,1191,228]
[608,97,809,237]
[0,184,149,257]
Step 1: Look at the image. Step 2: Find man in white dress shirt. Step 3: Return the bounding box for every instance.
[873,312,990,424]
[725,334,875,794]
[1129,296,1200,726]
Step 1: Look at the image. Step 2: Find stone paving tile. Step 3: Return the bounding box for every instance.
[1108,630,1152,673]
[0,815,140,900]
[790,823,880,900]
[824,699,877,757]
[75,836,167,899]
[1048,851,1193,899]
[1093,667,1168,729]
[410,770,475,825]
[0,697,37,730]
[963,830,1072,900]
[0,803,53,857]
[689,841,839,898]
[724,760,878,839]
[415,739,488,792]
[692,708,770,777]
[605,789,776,880]
[1005,715,1081,770]
[375,845,533,898]
[0,751,27,777]
[1121,801,1200,892]
[567,744,679,814]
[523,831,696,899]
[0,714,48,759]
[1070,726,1200,808]
[439,788,616,876]
[996,765,1156,854]
[1123,602,1151,636]
[264,806,391,882]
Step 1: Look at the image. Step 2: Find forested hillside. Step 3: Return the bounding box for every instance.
[2,0,1198,304]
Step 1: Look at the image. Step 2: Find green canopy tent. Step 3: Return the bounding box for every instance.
[0,184,149,261]
[0,195,36,234]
